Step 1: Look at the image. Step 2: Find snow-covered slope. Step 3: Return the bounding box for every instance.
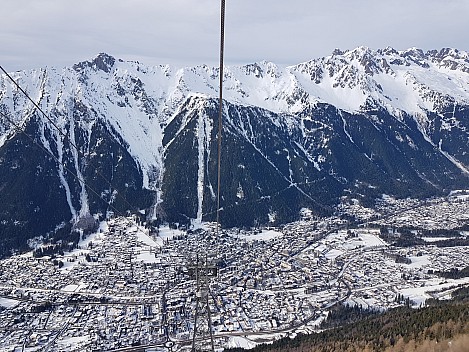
[1,48,469,255]
[4,47,469,132]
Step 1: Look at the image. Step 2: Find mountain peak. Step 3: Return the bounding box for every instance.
[93,53,116,72]
[401,47,426,59]
[73,52,116,73]
[378,46,399,56]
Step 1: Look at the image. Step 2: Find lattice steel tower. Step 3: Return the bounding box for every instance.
[189,255,218,351]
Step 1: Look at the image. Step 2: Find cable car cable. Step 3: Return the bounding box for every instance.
[215,0,226,237]
[0,65,141,216]
[0,110,155,250]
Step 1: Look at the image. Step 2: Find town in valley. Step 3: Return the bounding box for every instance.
[1,191,469,351]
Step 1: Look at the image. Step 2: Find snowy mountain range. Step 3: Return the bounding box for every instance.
[1,47,469,255]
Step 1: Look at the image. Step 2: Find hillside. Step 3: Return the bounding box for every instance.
[226,287,469,352]
[1,47,469,254]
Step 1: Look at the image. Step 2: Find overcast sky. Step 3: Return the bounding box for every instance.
[1,0,469,71]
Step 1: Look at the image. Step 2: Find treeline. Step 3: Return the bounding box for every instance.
[319,303,381,329]
[32,220,98,259]
[420,228,463,237]
[434,238,469,247]
[378,226,469,247]
[378,227,425,247]
[32,230,81,258]
[225,289,469,352]
[431,266,469,280]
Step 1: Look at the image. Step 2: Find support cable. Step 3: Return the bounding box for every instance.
[0,110,153,248]
[0,65,140,216]
[191,2,225,351]
[216,0,226,237]
[0,110,125,219]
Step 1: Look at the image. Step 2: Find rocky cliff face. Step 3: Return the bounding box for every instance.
[1,48,469,255]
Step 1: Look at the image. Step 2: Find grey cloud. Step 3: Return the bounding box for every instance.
[1,0,468,71]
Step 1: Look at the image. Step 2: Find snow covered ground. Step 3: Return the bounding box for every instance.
[234,229,284,242]
[0,298,20,309]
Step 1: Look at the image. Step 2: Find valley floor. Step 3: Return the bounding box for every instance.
[0,193,469,351]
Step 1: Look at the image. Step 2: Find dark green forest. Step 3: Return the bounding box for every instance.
[226,287,469,352]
